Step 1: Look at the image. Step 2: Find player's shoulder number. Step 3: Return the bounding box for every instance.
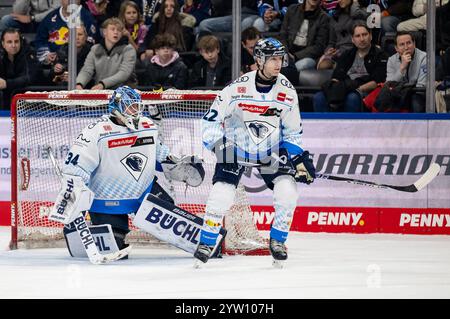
[203,109,218,122]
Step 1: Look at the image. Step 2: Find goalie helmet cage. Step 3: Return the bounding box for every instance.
[10,90,270,256]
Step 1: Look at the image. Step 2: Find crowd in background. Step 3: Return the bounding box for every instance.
[0,0,449,112]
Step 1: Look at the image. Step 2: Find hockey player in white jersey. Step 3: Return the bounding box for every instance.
[49,86,204,258]
[194,38,316,265]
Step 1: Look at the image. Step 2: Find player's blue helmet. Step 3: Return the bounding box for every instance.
[253,38,289,68]
[108,86,143,121]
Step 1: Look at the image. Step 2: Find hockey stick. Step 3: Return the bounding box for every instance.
[313,163,441,192]
[47,147,131,264]
[239,155,441,193]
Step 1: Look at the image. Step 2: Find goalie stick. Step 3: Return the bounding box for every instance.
[47,147,131,264]
[240,154,441,193]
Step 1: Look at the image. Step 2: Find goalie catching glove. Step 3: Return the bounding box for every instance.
[49,174,94,224]
[161,155,205,187]
[291,151,316,184]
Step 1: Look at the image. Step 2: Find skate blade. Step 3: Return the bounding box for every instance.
[272,259,285,269]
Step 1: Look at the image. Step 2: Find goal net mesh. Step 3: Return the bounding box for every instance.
[12,90,269,255]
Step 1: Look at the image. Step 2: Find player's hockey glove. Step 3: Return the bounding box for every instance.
[291,151,316,184]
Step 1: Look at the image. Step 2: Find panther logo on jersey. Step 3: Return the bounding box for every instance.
[244,121,276,145]
[126,155,143,171]
[121,152,148,181]
[249,122,269,138]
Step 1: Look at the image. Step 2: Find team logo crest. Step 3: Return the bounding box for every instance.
[244,120,276,145]
[121,152,148,181]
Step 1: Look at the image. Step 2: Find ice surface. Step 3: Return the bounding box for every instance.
[1,226,450,299]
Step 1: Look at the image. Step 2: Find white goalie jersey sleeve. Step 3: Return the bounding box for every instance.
[202,70,304,158]
[62,115,168,214]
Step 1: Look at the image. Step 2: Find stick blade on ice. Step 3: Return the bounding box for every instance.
[413,163,441,191]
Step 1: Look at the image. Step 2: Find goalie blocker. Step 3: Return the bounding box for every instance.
[133,194,226,256]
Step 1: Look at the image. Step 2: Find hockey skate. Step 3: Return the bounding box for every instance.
[193,243,214,268]
[269,238,287,268]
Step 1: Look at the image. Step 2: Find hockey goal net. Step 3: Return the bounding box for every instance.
[10,89,269,255]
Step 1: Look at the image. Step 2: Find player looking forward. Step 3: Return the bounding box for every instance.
[194,37,316,266]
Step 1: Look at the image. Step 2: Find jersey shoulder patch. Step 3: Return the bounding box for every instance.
[278,74,295,92]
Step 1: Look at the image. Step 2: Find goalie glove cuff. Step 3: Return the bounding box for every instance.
[291,151,316,184]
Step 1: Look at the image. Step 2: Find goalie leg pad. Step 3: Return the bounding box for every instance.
[64,223,119,258]
[49,174,94,224]
[133,193,226,255]
[271,175,298,242]
[89,212,130,252]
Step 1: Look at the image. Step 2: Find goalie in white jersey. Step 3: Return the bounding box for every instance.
[195,38,316,264]
[50,86,204,258]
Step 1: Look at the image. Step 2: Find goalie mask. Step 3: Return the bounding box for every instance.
[253,38,289,68]
[108,86,143,129]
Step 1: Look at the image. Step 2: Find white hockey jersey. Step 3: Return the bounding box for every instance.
[202,70,304,159]
[62,115,170,214]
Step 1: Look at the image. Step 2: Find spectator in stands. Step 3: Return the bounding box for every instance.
[140,33,188,89]
[436,1,450,81]
[386,31,426,112]
[313,21,388,112]
[395,0,449,34]
[189,34,231,87]
[317,0,355,70]
[141,0,195,57]
[35,0,98,66]
[76,17,137,90]
[48,24,92,86]
[119,1,148,51]
[0,0,60,34]
[436,0,450,55]
[0,28,37,110]
[241,26,261,74]
[83,0,110,27]
[180,0,212,27]
[131,0,162,28]
[253,0,298,32]
[197,0,259,34]
[379,0,414,34]
[321,0,339,17]
[279,0,330,72]
[351,0,413,35]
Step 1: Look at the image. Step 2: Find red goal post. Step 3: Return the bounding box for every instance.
[10,89,270,256]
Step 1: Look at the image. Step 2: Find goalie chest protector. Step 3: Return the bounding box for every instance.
[63,115,161,213]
